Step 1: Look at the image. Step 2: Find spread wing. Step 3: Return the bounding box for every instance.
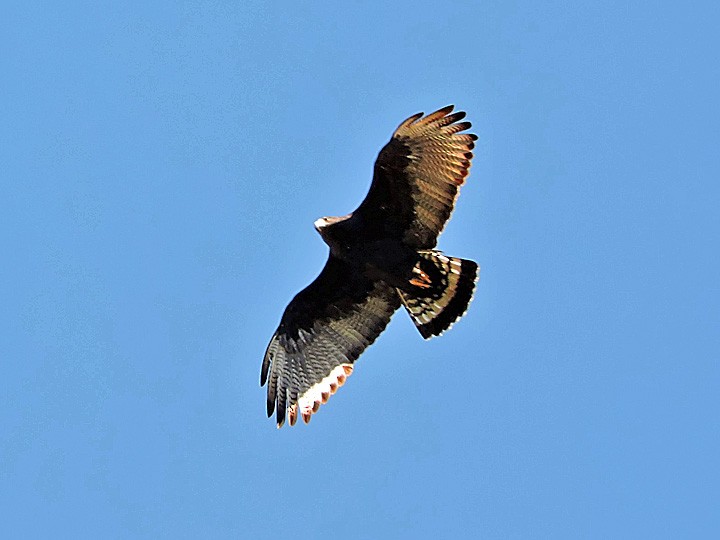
[355,105,477,249]
[261,256,401,427]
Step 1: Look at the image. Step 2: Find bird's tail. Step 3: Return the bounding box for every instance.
[397,250,479,339]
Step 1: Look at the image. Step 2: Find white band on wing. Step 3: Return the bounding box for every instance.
[287,363,354,425]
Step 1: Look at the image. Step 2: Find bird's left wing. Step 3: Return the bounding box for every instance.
[354,105,476,249]
[261,255,400,427]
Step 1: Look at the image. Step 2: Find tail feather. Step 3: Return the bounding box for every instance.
[397,251,479,339]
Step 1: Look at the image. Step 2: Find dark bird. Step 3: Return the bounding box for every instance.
[261,106,479,427]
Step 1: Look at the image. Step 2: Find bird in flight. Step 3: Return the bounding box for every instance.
[261,106,479,427]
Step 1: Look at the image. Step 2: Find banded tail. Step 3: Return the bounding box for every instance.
[397,251,479,339]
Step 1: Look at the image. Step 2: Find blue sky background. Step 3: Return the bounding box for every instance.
[2,1,719,538]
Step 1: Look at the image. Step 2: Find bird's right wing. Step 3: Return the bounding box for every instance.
[261,255,400,427]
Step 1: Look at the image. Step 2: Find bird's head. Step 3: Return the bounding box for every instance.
[314,214,350,234]
[313,216,332,233]
[313,214,352,250]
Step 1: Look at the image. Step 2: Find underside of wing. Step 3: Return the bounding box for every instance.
[356,105,477,249]
[261,256,400,427]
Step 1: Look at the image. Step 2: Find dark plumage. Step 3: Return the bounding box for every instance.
[261,106,479,427]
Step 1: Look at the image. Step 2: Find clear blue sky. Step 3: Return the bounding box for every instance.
[2,1,718,538]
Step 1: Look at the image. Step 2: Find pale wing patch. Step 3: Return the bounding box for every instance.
[390,106,477,247]
[287,364,354,426]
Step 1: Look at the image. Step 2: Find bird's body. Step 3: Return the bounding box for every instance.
[317,217,417,288]
[262,106,479,427]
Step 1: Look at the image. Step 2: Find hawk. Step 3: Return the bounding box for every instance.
[261,106,479,427]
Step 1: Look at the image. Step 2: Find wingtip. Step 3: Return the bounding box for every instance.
[397,111,424,132]
[395,105,474,135]
[418,105,456,126]
[276,403,286,428]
